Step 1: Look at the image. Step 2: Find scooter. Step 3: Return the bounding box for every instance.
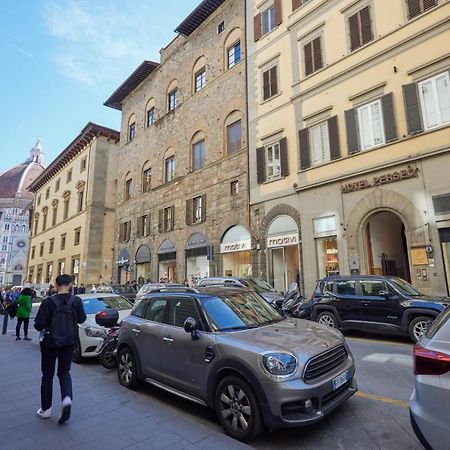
[99,326,119,369]
[280,282,313,320]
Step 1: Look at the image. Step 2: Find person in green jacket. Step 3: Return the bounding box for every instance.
[16,287,32,341]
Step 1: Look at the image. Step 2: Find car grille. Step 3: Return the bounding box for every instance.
[303,345,348,383]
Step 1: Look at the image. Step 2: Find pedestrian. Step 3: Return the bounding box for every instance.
[73,285,79,295]
[183,279,189,287]
[15,287,33,341]
[90,284,96,293]
[78,284,85,294]
[34,274,87,424]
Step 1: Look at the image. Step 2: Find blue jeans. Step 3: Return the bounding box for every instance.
[40,345,74,411]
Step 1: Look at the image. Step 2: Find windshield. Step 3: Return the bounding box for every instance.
[114,285,135,294]
[389,277,421,296]
[202,291,282,331]
[240,278,276,293]
[82,296,132,314]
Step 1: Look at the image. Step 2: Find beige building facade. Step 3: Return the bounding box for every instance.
[27,123,120,286]
[247,0,450,295]
[105,0,250,285]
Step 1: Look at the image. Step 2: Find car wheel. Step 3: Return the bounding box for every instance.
[317,311,338,329]
[215,375,263,442]
[72,339,83,364]
[100,342,118,370]
[408,316,433,343]
[117,348,138,389]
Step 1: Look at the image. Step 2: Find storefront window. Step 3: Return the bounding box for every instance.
[158,240,177,282]
[316,237,339,278]
[220,225,252,277]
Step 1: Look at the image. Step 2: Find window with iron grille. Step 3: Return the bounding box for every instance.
[227,120,242,154]
[262,66,278,101]
[407,0,437,20]
[348,6,373,52]
[304,36,323,76]
[195,68,206,92]
[228,41,241,68]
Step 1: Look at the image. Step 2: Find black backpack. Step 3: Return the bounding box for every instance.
[50,295,78,347]
[8,300,18,319]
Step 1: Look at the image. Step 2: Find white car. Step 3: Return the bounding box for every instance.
[410,305,450,450]
[73,293,133,363]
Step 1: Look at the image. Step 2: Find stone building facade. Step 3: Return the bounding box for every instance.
[246,0,450,295]
[105,0,250,285]
[0,140,45,286]
[27,123,120,286]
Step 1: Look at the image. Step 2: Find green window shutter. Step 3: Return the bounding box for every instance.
[345,108,360,154]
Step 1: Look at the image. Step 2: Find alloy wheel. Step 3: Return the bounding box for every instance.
[413,320,431,341]
[318,314,335,327]
[219,384,252,433]
[119,352,133,384]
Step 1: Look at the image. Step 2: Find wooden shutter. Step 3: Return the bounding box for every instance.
[279,138,288,177]
[145,215,151,236]
[274,0,283,26]
[304,42,313,76]
[136,217,142,238]
[119,223,124,242]
[299,128,310,170]
[270,66,278,96]
[407,0,437,19]
[292,0,302,11]
[345,108,360,154]
[262,69,271,101]
[360,6,373,45]
[158,209,163,233]
[256,147,266,184]
[201,194,207,222]
[254,13,262,41]
[313,37,323,71]
[348,12,360,51]
[423,0,437,13]
[170,206,175,231]
[185,199,192,226]
[328,116,341,160]
[381,93,398,143]
[403,83,423,135]
[126,222,131,241]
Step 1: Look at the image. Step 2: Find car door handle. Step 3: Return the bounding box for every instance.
[163,336,174,343]
[132,328,141,334]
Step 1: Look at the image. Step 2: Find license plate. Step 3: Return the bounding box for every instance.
[332,370,350,391]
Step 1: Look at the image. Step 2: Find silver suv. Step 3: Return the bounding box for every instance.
[117,287,357,441]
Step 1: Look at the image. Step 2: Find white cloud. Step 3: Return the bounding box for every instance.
[42,0,168,86]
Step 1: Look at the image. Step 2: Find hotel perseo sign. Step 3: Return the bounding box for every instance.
[341,166,419,194]
[220,239,252,254]
[267,232,299,248]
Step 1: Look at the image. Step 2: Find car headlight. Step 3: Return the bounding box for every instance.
[262,352,297,376]
[84,326,107,338]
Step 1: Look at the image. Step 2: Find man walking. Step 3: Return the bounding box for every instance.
[34,274,86,424]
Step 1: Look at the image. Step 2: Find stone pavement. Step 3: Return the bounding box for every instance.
[0,322,422,450]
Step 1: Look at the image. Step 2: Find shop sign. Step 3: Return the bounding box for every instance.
[220,240,251,254]
[411,247,428,265]
[341,167,419,194]
[267,233,299,248]
[115,257,130,265]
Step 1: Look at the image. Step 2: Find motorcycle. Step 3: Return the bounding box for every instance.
[99,326,120,369]
[279,282,314,320]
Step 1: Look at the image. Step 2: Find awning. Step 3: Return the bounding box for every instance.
[135,245,151,264]
[116,249,131,266]
[158,239,177,254]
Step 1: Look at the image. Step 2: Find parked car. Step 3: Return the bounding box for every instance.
[74,293,133,363]
[410,304,450,450]
[135,283,194,304]
[96,284,137,303]
[311,275,449,342]
[196,276,284,307]
[117,287,357,441]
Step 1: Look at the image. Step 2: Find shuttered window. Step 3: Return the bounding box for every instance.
[357,99,385,150]
[161,206,174,232]
[348,6,373,52]
[262,66,278,101]
[262,5,276,35]
[310,122,331,165]
[417,72,450,130]
[407,0,437,20]
[266,142,281,180]
[304,37,323,76]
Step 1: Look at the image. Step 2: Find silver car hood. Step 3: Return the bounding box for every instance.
[217,318,346,361]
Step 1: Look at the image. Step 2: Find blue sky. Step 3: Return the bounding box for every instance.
[0,0,199,173]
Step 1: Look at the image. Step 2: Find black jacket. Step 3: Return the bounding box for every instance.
[34,294,87,348]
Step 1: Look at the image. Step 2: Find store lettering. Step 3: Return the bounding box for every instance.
[224,243,246,252]
[341,167,419,194]
[267,235,298,248]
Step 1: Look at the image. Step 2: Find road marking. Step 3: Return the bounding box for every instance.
[356,391,409,409]
[347,336,412,347]
[362,352,412,367]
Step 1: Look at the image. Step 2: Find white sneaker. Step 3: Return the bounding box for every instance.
[58,396,72,424]
[36,408,52,419]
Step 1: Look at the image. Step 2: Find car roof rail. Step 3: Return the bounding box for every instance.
[145,287,199,294]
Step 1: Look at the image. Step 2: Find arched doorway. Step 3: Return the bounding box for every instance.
[220,225,252,276]
[363,211,411,281]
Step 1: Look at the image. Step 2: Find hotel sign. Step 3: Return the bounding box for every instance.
[220,240,251,254]
[341,167,419,194]
[267,233,299,248]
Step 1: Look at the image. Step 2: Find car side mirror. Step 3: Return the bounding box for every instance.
[378,290,390,298]
[184,317,199,340]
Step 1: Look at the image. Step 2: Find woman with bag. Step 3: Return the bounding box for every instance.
[16,287,33,341]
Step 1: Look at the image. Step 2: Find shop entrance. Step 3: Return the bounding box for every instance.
[439,228,450,295]
[364,211,410,281]
[158,239,177,282]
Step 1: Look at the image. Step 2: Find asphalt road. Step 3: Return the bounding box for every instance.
[0,317,421,449]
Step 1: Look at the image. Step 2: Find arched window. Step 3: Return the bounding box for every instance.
[224,110,243,155]
[167,80,178,112]
[142,161,152,193]
[223,28,242,70]
[15,224,20,232]
[191,131,206,172]
[14,264,23,271]
[145,98,156,127]
[128,114,136,141]
[164,148,175,183]
[192,56,207,93]
[124,172,133,201]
